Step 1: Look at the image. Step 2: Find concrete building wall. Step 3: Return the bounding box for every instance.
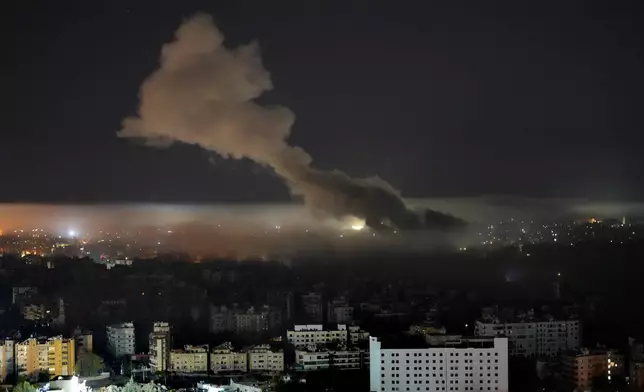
[106,322,135,358]
[370,337,509,392]
[15,337,74,380]
[170,348,209,373]
[248,349,284,372]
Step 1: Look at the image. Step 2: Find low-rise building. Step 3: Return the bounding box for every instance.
[211,342,247,373]
[562,348,624,391]
[170,345,209,373]
[287,324,349,348]
[295,345,368,371]
[287,324,369,348]
[369,335,509,392]
[247,345,284,373]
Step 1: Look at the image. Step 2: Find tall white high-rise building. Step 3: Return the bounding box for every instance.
[369,336,509,392]
[107,322,135,358]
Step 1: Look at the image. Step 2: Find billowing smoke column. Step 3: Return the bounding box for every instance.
[118,13,464,231]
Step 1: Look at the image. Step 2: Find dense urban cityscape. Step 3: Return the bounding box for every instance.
[2,212,644,392]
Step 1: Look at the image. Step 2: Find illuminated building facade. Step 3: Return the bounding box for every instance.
[149,322,171,373]
[210,342,247,373]
[247,345,284,372]
[15,336,75,380]
[170,345,209,373]
[561,349,624,391]
[369,336,509,392]
[295,345,368,371]
[286,324,349,348]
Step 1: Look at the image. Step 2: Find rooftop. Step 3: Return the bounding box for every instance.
[374,334,500,350]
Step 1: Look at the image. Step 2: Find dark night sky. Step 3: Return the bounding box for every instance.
[6,0,644,203]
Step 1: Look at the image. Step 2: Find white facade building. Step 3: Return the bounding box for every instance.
[287,324,369,348]
[369,336,509,392]
[474,319,580,357]
[106,322,135,358]
[247,345,284,373]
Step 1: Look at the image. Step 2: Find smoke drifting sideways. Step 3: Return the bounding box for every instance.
[117,13,464,232]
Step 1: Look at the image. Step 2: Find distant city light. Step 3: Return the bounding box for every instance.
[351,225,364,231]
[68,230,77,237]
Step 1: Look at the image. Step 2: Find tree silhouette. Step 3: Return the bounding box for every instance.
[75,352,105,377]
[12,381,36,392]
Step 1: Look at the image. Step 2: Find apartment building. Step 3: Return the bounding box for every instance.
[287,324,369,348]
[170,345,209,373]
[370,336,509,392]
[149,322,171,372]
[287,324,349,347]
[209,305,281,334]
[562,348,624,391]
[106,322,135,358]
[295,345,369,371]
[475,318,580,357]
[247,345,284,373]
[210,342,247,373]
[15,336,75,380]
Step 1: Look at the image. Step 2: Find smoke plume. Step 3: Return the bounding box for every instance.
[118,13,464,231]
